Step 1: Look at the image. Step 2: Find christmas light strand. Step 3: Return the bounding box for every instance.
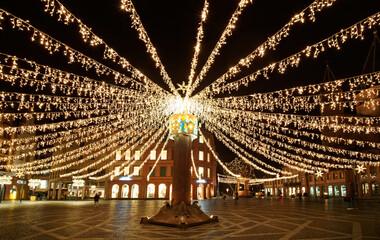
[39,0,164,92]
[185,0,209,98]
[199,11,380,97]
[187,0,253,97]
[120,0,179,96]
[199,128,240,178]
[196,0,336,96]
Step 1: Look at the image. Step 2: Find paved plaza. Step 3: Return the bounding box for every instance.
[0,197,380,240]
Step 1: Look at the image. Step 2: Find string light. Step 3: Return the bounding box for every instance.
[39,0,166,93]
[199,11,380,97]
[187,0,253,97]
[185,0,209,98]
[0,8,166,93]
[193,0,336,96]
[120,0,179,96]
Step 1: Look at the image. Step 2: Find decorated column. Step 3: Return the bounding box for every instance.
[141,113,217,229]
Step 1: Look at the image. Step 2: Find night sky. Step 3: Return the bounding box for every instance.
[0,0,379,175]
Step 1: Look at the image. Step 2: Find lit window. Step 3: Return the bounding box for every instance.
[133,167,140,176]
[199,167,204,178]
[125,150,131,160]
[310,187,314,196]
[199,151,204,161]
[362,182,369,195]
[147,184,155,198]
[115,166,120,176]
[190,167,193,176]
[334,185,340,196]
[371,183,379,196]
[158,184,166,198]
[207,168,210,178]
[207,153,210,162]
[124,167,129,176]
[161,150,167,160]
[199,136,204,143]
[328,185,333,196]
[135,151,140,160]
[150,150,156,160]
[116,151,122,160]
[341,185,346,197]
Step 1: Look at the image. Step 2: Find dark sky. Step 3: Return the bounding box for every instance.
[0,0,379,173]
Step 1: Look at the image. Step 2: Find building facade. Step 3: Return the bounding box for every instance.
[47,129,218,201]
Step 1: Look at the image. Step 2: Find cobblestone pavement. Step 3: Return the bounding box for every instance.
[1,197,380,240]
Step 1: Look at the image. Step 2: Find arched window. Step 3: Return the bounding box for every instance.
[111,184,119,198]
[121,184,129,198]
[197,184,204,200]
[206,184,210,199]
[131,184,139,198]
[362,182,369,195]
[147,184,155,198]
[158,184,166,198]
[10,185,17,200]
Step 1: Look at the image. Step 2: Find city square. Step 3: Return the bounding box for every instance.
[1,0,380,238]
[1,198,380,239]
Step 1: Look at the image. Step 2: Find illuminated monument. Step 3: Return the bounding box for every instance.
[141,113,218,229]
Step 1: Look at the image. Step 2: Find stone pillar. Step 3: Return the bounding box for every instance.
[171,134,192,206]
[52,182,56,200]
[81,181,86,200]
[57,181,62,200]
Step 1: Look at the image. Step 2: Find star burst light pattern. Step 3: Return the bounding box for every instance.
[0,0,379,180]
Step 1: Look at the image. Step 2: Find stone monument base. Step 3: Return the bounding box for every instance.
[140,202,218,229]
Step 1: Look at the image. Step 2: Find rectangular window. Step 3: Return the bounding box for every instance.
[370,166,377,178]
[160,167,166,177]
[328,185,333,196]
[302,175,305,183]
[199,167,204,178]
[340,172,344,179]
[124,166,129,176]
[310,187,314,196]
[327,174,331,180]
[125,150,131,161]
[199,151,204,161]
[334,173,338,179]
[135,150,140,160]
[207,168,210,178]
[115,166,120,176]
[199,136,204,143]
[116,151,122,160]
[150,150,156,160]
[149,167,155,176]
[341,185,346,197]
[334,185,340,196]
[207,153,210,162]
[161,150,167,160]
[133,166,140,176]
